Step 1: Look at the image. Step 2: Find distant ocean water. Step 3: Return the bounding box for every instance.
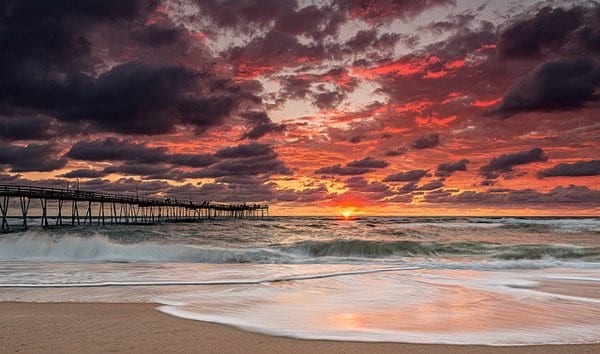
[0,217,599,345]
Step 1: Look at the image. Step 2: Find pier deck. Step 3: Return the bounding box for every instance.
[0,184,268,232]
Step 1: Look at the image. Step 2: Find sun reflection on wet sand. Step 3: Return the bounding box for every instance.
[170,267,600,344]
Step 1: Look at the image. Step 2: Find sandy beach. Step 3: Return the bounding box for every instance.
[0,302,598,354]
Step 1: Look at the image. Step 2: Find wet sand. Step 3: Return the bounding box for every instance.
[0,302,598,354]
[536,280,600,299]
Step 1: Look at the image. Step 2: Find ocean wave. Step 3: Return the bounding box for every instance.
[280,239,600,261]
[0,234,291,263]
[1,234,599,264]
[468,217,600,232]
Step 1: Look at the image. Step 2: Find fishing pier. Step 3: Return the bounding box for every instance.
[0,184,269,232]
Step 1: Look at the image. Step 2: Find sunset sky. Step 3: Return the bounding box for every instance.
[0,0,599,216]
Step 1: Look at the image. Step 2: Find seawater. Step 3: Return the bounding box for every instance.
[0,217,599,345]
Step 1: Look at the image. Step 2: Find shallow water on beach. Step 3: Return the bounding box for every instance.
[0,217,599,345]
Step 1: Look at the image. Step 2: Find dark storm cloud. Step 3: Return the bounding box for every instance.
[0,1,265,136]
[239,111,285,140]
[187,155,292,178]
[538,160,600,178]
[345,176,389,191]
[349,136,363,144]
[191,0,293,30]
[64,139,291,181]
[416,180,444,191]
[315,165,371,176]
[273,4,345,40]
[424,185,600,205]
[131,24,186,46]
[347,157,389,169]
[62,62,198,134]
[0,142,67,172]
[191,0,344,41]
[312,90,345,109]
[215,142,275,159]
[384,148,407,157]
[435,159,469,177]
[411,134,440,149]
[316,157,388,176]
[67,138,169,164]
[67,138,216,168]
[498,7,582,58]
[0,116,54,141]
[0,0,155,72]
[497,3,600,58]
[493,57,600,117]
[60,62,254,135]
[344,29,401,52]
[383,169,429,182]
[279,76,313,100]
[341,176,391,201]
[480,148,548,176]
[58,169,108,179]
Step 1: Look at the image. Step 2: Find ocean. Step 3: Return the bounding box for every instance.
[0,216,599,345]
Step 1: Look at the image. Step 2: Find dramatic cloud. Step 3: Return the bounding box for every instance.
[384,169,429,182]
[480,148,548,178]
[424,185,600,205]
[538,160,600,178]
[435,159,469,177]
[411,134,440,149]
[0,116,55,141]
[346,157,389,169]
[498,4,600,58]
[384,148,408,157]
[0,142,67,172]
[493,58,600,117]
[188,155,291,178]
[67,138,216,168]
[240,111,285,140]
[498,7,582,58]
[215,142,275,159]
[58,169,108,179]
[316,157,388,175]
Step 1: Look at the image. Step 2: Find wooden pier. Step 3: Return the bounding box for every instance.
[0,184,268,232]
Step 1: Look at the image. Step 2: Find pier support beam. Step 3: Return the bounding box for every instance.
[56,199,64,226]
[71,201,80,226]
[20,196,30,228]
[1,194,9,232]
[40,198,49,227]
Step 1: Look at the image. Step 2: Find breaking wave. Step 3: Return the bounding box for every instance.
[1,234,599,264]
[280,239,600,261]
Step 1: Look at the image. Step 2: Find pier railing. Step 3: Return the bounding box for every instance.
[0,184,268,232]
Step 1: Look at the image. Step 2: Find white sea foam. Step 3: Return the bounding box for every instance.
[0,234,291,263]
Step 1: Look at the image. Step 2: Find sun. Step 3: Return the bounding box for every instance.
[342,210,352,219]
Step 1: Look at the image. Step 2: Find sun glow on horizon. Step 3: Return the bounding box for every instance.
[340,207,361,220]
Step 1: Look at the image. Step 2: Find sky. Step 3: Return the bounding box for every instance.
[0,0,599,216]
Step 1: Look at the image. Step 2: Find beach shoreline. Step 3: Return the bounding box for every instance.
[1,302,598,354]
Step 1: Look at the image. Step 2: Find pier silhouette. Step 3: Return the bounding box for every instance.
[0,184,268,232]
